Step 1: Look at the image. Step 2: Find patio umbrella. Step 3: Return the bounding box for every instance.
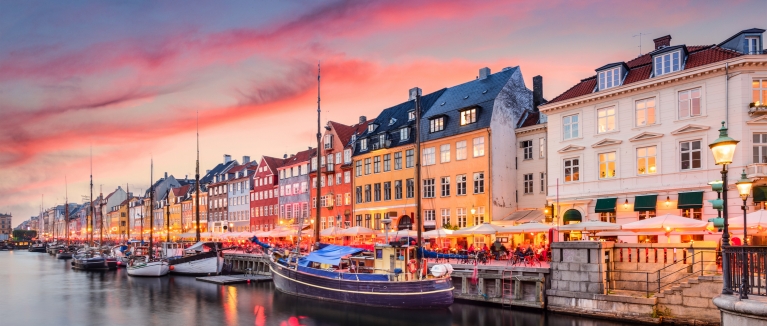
[621,214,708,232]
[558,220,621,232]
[387,229,418,238]
[320,226,343,237]
[497,222,551,234]
[453,223,506,235]
[338,226,376,237]
[728,209,767,229]
[422,228,456,239]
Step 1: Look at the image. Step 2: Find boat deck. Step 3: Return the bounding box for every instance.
[196,274,272,285]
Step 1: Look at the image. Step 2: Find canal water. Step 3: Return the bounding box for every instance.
[0,251,633,326]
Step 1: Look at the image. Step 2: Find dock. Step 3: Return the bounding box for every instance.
[196,274,272,285]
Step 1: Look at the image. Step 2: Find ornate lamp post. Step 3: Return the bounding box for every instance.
[736,169,753,299]
[708,121,739,295]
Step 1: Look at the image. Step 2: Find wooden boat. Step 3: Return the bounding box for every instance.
[127,245,169,277]
[28,242,46,253]
[168,242,223,276]
[72,253,109,271]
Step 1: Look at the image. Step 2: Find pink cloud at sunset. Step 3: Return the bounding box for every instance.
[0,0,762,224]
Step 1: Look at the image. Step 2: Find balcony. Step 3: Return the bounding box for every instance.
[747,163,767,179]
[324,142,333,150]
[322,163,335,174]
[748,102,767,116]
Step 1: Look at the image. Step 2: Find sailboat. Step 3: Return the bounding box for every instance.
[56,177,73,259]
[72,153,109,271]
[127,158,170,277]
[252,65,454,309]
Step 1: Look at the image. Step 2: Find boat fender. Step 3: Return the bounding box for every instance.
[408,259,417,273]
[169,265,175,271]
[128,260,134,267]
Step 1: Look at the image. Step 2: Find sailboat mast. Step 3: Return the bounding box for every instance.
[414,89,423,276]
[65,176,69,246]
[195,111,201,242]
[126,183,130,242]
[150,159,154,260]
[166,188,170,243]
[99,185,103,245]
[314,62,321,243]
[89,147,94,247]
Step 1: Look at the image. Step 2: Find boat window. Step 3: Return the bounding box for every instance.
[376,249,382,259]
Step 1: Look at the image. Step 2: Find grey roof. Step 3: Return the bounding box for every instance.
[353,88,447,156]
[201,160,238,185]
[420,67,519,142]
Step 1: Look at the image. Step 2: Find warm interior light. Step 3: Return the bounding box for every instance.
[623,198,629,209]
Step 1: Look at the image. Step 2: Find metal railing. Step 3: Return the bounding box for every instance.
[725,246,767,297]
[607,251,715,297]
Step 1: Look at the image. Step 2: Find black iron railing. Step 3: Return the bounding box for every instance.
[725,246,767,297]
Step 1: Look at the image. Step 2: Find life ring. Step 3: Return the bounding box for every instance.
[408,259,417,273]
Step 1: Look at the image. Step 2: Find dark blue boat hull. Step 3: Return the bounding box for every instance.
[269,259,453,309]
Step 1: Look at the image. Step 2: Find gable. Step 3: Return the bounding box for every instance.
[629,132,664,142]
[558,144,586,153]
[591,138,623,148]
[670,124,710,135]
[747,115,767,125]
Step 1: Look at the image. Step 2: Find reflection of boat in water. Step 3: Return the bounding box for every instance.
[168,242,223,276]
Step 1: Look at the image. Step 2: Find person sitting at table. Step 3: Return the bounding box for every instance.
[514,245,525,259]
[468,244,475,254]
[524,246,534,258]
[482,243,490,253]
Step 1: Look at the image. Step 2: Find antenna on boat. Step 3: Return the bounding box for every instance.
[313,61,321,246]
[195,110,201,242]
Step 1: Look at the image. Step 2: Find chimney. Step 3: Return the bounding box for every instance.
[223,154,232,163]
[359,116,367,123]
[653,35,671,50]
[533,75,543,112]
[243,156,250,164]
[408,87,422,101]
[164,172,168,179]
[479,67,491,80]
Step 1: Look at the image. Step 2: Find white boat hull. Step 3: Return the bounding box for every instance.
[170,256,224,276]
[127,261,169,277]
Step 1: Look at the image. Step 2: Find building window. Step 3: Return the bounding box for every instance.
[473,206,485,225]
[460,108,477,125]
[540,172,546,193]
[457,208,467,228]
[456,174,467,195]
[423,147,435,166]
[360,139,368,151]
[680,140,702,170]
[440,177,450,197]
[523,174,533,194]
[563,114,579,140]
[321,217,326,230]
[424,210,435,223]
[345,193,351,205]
[364,214,371,228]
[473,172,485,194]
[441,209,450,227]
[400,128,409,140]
[638,210,656,221]
[384,182,391,200]
[408,111,416,121]
[682,208,702,220]
[344,149,352,164]
[597,106,616,133]
[285,204,292,219]
[635,98,656,127]
[678,88,702,118]
[364,158,371,175]
[383,154,391,172]
[598,66,622,90]
[637,146,657,175]
[754,133,767,163]
[406,149,414,168]
[335,174,341,185]
[564,158,580,182]
[355,161,362,177]
[746,37,761,55]
[406,179,414,198]
[395,180,402,200]
[598,152,617,179]
[356,215,362,227]
[520,140,532,160]
[473,137,485,157]
[599,212,616,223]
[754,79,767,104]
[456,141,467,160]
[374,183,381,201]
[364,185,371,202]
[654,50,681,76]
[344,171,351,183]
[430,117,444,132]
[356,187,362,204]
[440,144,450,163]
[374,213,381,230]
[394,152,402,170]
[374,156,381,173]
[539,138,545,158]
[423,179,435,198]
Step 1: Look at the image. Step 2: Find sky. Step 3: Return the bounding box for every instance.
[0,0,763,226]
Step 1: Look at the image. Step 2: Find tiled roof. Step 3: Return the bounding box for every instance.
[547,44,743,105]
[281,148,315,167]
[172,185,191,197]
[517,110,542,128]
[261,156,285,174]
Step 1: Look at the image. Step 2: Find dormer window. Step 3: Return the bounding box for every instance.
[378,134,386,145]
[400,128,409,140]
[598,66,622,90]
[430,117,445,132]
[408,111,416,121]
[389,118,397,125]
[654,50,681,76]
[747,37,761,55]
[368,124,377,133]
[360,139,368,151]
[460,108,477,126]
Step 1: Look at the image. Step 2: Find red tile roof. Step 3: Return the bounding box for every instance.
[548,45,742,105]
[281,148,315,167]
[328,119,373,147]
[172,185,191,197]
[261,156,285,174]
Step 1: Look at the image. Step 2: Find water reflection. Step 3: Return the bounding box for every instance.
[0,252,633,326]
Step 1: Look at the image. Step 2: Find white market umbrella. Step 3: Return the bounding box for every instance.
[453,223,506,235]
[423,228,456,239]
[497,222,551,234]
[320,226,343,237]
[622,214,708,232]
[558,220,621,232]
[388,229,418,238]
[338,226,376,237]
[728,209,767,229]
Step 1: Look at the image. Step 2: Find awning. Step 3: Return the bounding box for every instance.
[301,245,364,266]
[594,198,617,213]
[562,209,582,223]
[677,191,704,209]
[754,187,767,202]
[501,209,544,223]
[633,194,658,211]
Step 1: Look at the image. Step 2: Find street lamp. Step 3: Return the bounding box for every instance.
[736,169,753,299]
[708,121,739,295]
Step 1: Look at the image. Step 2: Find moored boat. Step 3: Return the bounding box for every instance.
[168,242,223,276]
[127,257,169,277]
[72,254,109,271]
[28,242,46,253]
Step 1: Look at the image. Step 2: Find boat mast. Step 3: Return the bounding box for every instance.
[166,188,170,243]
[99,185,103,245]
[126,183,130,242]
[65,176,69,247]
[149,158,154,260]
[313,62,321,244]
[414,89,423,277]
[195,110,201,242]
[89,146,94,247]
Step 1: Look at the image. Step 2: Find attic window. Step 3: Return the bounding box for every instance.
[747,37,761,55]
[654,50,681,76]
[368,124,376,133]
[360,139,368,151]
[598,67,622,90]
[430,117,445,133]
[408,111,415,121]
[389,118,397,125]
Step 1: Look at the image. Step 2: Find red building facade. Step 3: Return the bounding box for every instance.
[250,156,283,231]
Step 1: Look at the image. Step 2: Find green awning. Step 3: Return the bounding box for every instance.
[562,209,582,223]
[754,187,767,203]
[677,191,704,209]
[594,197,617,213]
[633,194,658,211]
